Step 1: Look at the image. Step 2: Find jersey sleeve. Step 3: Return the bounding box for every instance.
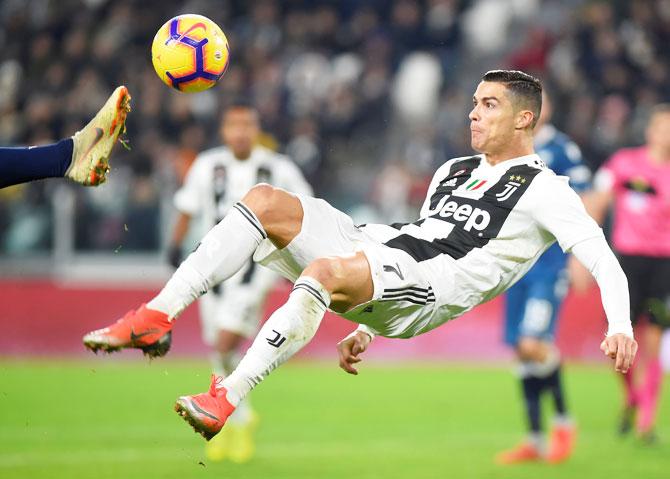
[277,157,314,197]
[530,173,603,253]
[174,157,205,215]
[571,236,632,337]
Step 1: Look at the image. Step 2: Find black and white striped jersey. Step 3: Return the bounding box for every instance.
[361,153,603,320]
[175,145,313,230]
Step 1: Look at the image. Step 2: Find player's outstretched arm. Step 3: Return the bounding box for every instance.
[571,236,637,373]
[337,330,372,375]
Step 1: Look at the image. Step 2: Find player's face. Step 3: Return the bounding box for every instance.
[646,111,670,152]
[221,107,260,159]
[469,81,519,154]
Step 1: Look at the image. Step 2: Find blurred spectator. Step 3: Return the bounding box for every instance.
[0,0,668,258]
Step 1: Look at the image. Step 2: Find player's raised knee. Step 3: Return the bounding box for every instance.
[302,254,373,313]
[243,184,291,221]
[242,183,275,212]
[302,257,347,292]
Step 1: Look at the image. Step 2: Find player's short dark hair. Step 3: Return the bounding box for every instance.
[221,98,259,122]
[225,97,257,112]
[482,70,543,128]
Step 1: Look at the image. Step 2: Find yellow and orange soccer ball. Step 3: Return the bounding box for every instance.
[151,14,230,93]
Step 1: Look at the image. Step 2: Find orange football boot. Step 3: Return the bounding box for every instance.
[546,424,577,464]
[82,303,172,357]
[175,375,236,441]
[495,442,542,464]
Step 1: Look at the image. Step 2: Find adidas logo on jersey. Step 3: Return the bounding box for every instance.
[429,195,491,232]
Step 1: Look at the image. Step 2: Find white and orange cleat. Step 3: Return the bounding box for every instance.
[66,85,131,186]
[175,375,236,441]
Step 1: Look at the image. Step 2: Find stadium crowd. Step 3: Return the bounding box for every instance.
[0,0,668,254]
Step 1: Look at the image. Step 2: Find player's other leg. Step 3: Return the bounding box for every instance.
[498,280,575,464]
[545,358,576,464]
[174,251,374,440]
[83,184,301,356]
[636,322,664,443]
[203,329,246,462]
[635,257,670,443]
[615,255,652,438]
[0,86,130,189]
[496,284,544,464]
[205,330,260,463]
[202,279,268,462]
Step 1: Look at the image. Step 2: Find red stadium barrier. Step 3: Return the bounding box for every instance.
[0,279,607,361]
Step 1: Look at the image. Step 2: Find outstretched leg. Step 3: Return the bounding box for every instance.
[0,140,74,188]
[174,252,374,440]
[83,184,305,355]
[0,86,130,188]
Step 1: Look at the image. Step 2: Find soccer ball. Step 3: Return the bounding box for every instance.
[151,14,230,93]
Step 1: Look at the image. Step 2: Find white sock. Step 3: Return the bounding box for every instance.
[221,277,330,405]
[553,414,573,427]
[528,432,545,452]
[148,202,267,319]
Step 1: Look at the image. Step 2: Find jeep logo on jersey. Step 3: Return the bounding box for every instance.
[384,163,542,263]
[429,195,491,231]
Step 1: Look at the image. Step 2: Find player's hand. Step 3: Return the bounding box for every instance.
[600,333,638,374]
[337,331,372,375]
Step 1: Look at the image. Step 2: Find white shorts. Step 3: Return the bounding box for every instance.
[199,259,277,344]
[253,195,441,338]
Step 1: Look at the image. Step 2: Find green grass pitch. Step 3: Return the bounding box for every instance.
[1,359,668,479]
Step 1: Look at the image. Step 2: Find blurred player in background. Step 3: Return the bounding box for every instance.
[496,91,591,465]
[0,86,130,188]
[83,70,636,442]
[167,101,312,462]
[586,104,670,444]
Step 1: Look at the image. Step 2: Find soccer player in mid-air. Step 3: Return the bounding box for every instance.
[495,90,591,465]
[167,101,312,462]
[0,86,131,189]
[83,70,637,442]
[585,104,670,443]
